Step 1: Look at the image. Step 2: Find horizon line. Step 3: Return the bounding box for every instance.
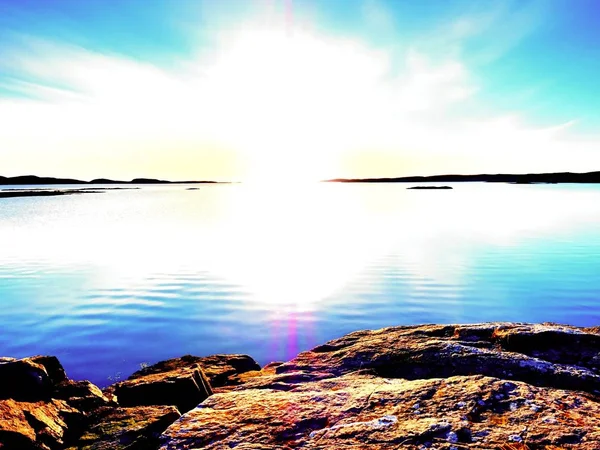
[3,170,600,185]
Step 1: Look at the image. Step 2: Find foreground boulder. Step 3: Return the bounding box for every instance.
[65,405,180,450]
[113,354,260,413]
[266,322,600,394]
[0,353,260,449]
[0,356,180,450]
[53,380,115,412]
[0,398,83,450]
[0,356,86,450]
[160,322,600,449]
[123,354,261,390]
[0,356,66,401]
[160,373,600,449]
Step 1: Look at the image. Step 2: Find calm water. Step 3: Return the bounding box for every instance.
[1,182,600,386]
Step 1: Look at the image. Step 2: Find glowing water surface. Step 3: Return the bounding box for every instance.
[1,182,599,386]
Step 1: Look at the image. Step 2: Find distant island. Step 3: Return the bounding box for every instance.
[0,187,139,198]
[0,189,103,198]
[407,185,452,190]
[0,175,222,185]
[327,171,600,184]
[0,175,224,198]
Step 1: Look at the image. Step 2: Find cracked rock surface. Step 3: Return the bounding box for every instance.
[159,323,600,449]
[2,323,600,449]
[0,353,258,449]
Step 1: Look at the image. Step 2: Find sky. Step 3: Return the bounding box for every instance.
[0,0,599,182]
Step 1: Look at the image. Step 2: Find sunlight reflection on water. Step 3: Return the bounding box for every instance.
[1,182,600,385]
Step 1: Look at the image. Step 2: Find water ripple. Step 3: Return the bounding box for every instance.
[2,184,600,385]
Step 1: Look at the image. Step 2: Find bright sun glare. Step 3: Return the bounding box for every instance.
[202,26,372,183]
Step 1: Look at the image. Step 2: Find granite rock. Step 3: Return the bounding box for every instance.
[0,398,83,450]
[65,405,180,450]
[54,380,116,413]
[266,323,600,394]
[160,323,600,449]
[160,373,600,449]
[113,354,260,412]
[0,357,56,401]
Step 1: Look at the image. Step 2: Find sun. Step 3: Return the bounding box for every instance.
[243,142,335,185]
[200,26,370,184]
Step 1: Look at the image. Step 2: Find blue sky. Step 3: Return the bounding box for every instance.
[0,0,599,181]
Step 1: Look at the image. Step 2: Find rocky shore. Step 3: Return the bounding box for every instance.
[2,322,600,449]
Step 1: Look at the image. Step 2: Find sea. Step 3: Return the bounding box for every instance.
[1,182,599,386]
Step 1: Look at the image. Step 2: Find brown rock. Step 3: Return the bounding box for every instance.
[159,373,600,449]
[114,363,211,414]
[268,323,600,395]
[65,405,180,450]
[159,323,600,449]
[213,361,284,393]
[127,354,261,388]
[29,356,68,385]
[5,324,599,449]
[54,380,115,413]
[113,354,259,412]
[0,353,179,449]
[0,357,55,401]
[0,398,84,450]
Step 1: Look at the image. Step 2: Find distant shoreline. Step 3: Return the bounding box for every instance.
[0,187,138,198]
[0,189,93,198]
[4,171,600,186]
[326,171,600,184]
[407,185,453,190]
[0,175,225,186]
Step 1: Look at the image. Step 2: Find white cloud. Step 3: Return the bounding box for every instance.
[0,9,598,181]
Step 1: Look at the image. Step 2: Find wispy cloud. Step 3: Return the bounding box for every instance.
[0,2,597,181]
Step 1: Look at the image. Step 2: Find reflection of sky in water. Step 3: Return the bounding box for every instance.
[1,183,600,386]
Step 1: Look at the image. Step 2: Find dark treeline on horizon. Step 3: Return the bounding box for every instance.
[3,171,600,185]
[0,175,221,185]
[327,171,600,184]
